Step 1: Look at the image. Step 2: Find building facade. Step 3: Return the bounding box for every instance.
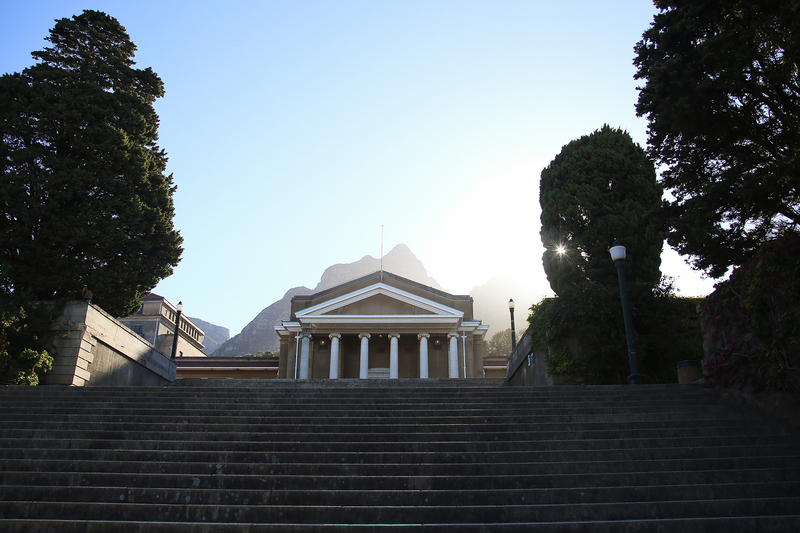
[275,271,489,379]
[118,293,206,358]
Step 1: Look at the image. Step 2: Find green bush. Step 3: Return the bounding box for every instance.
[527,280,704,385]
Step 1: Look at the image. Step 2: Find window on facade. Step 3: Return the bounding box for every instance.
[131,325,144,336]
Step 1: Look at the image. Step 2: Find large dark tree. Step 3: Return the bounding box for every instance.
[634,0,800,278]
[539,125,664,296]
[0,10,182,317]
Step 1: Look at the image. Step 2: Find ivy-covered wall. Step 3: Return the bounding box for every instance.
[699,234,800,396]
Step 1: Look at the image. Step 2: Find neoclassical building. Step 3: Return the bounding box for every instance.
[275,271,489,379]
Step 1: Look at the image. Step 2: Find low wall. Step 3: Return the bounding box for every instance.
[505,333,565,386]
[43,300,176,386]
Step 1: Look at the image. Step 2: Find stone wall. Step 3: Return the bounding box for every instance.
[505,333,565,386]
[43,300,176,386]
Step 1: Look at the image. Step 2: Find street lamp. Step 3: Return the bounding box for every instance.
[508,299,517,352]
[170,301,183,360]
[609,241,645,384]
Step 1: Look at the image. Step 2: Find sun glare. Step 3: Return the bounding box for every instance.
[556,245,567,256]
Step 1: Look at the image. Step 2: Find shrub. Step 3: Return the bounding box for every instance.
[527,280,704,385]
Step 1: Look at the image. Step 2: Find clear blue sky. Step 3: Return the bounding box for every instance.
[1,0,716,335]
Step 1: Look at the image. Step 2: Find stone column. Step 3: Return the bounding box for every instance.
[448,333,459,379]
[418,333,430,379]
[299,333,311,379]
[389,333,400,379]
[359,333,371,379]
[461,332,468,379]
[329,333,341,379]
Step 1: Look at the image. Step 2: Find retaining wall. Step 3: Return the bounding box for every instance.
[43,300,175,386]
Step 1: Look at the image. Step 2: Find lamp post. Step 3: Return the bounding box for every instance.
[170,301,183,360]
[508,299,517,352]
[609,241,645,384]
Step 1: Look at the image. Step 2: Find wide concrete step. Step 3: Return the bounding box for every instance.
[0,381,709,393]
[4,467,797,491]
[0,430,796,457]
[0,422,786,445]
[4,455,799,477]
[3,516,800,533]
[0,397,726,413]
[1,443,796,465]
[0,432,787,453]
[0,383,719,399]
[0,411,760,430]
[2,497,799,523]
[4,481,799,506]
[0,397,727,414]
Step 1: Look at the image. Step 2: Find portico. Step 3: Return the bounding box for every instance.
[275,271,489,379]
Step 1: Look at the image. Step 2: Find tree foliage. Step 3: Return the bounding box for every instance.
[700,233,800,396]
[539,125,664,296]
[0,301,54,385]
[527,284,704,385]
[0,10,182,317]
[634,0,800,277]
[484,328,515,359]
[238,350,280,359]
[533,126,703,385]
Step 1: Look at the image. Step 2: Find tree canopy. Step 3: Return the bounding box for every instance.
[634,0,800,277]
[539,125,664,296]
[484,328,515,359]
[0,303,53,385]
[0,10,182,317]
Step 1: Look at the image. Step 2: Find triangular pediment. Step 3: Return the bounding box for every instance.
[321,293,435,316]
[295,283,463,321]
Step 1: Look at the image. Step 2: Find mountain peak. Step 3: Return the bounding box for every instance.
[315,244,441,292]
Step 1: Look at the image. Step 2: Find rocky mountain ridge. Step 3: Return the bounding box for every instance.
[209,244,545,357]
[212,244,442,357]
[187,317,230,355]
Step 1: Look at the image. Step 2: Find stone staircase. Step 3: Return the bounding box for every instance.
[1,379,799,531]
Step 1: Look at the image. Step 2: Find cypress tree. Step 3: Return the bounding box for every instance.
[0,10,182,317]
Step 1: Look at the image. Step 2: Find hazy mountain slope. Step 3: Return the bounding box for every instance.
[211,287,314,357]
[212,244,441,357]
[187,317,230,355]
[312,243,442,292]
[469,274,550,340]
[210,245,548,357]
